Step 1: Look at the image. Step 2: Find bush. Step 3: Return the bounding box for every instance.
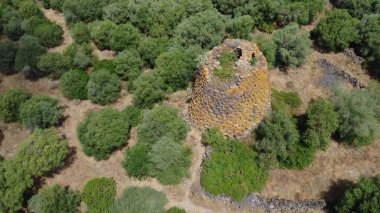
[148,137,191,185]
[43,0,64,11]
[87,69,121,105]
[122,106,142,127]
[214,50,238,80]
[60,69,89,100]
[312,9,359,52]
[132,72,166,109]
[202,128,268,201]
[18,0,43,19]
[302,99,339,150]
[255,110,300,169]
[166,207,187,213]
[0,41,17,74]
[23,17,64,48]
[2,9,24,41]
[19,95,63,130]
[137,105,188,145]
[77,108,131,160]
[226,15,255,39]
[279,141,316,170]
[28,185,81,213]
[103,1,129,24]
[62,0,111,23]
[122,143,150,179]
[253,34,277,68]
[108,186,168,213]
[337,0,380,19]
[82,177,116,213]
[64,43,93,69]
[335,174,380,213]
[137,36,172,68]
[331,86,379,146]
[70,22,91,44]
[272,23,311,68]
[271,89,302,112]
[109,24,142,52]
[13,128,68,176]
[37,52,70,79]
[175,10,226,49]
[15,35,46,78]
[0,88,31,123]
[93,59,115,72]
[113,50,143,84]
[90,20,117,50]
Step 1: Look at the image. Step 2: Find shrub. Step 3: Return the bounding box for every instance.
[122,106,142,127]
[62,0,111,23]
[2,9,24,41]
[166,207,187,213]
[148,137,191,185]
[137,105,188,145]
[64,43,93,69]
[108,186,168,213]
[60,69,89,100]
[0,41,18,74]
[335,174,380,213]
[137,36,172,68]
[253,34,277,68]
[272,23,311,68]
[132,72,166,109]
[214,50,238,80]
[82,177,116,213]
[103,1,129,24]
[122,143,150,179]
[255,110,300,169]
[226,15,255,39]
[202,128,268,201]
[19,95,63,130]
[70,22,91,44]
[312,9,359,52]
[337,0,380,19]
[87,69,121,105]
[15,35,46,78]
[18,0,43,19]
[41,0,64,11]
[37,52,70,79]
[93,59,115,72]
[279,141,316,170]
[28,185,81,213]
[0,88,31,123]
[77,108,131,160]
[90,20,117,50]
[271,89,302,112]
[109,24,142,52]
[13,128,68,176]
[113,50,143,84]
[174,10,226,49]
[331,86,379,146]
[302,99,339,150]
[23,17,64,48]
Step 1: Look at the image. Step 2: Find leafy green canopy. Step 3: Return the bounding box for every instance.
[77,108,131,160]
[201,128,268,201]
[0,88,31,123]
[0,41,18,74]
[60,69,89,100]
[87,69,121,105]
[82,177,116,213]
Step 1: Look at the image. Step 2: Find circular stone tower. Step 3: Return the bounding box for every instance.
[190,39,271,138]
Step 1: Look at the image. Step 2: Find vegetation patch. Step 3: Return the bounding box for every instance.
[82,177,116,213]
[214,51,238,80]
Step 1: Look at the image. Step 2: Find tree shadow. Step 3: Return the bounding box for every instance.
[320,179,354,212]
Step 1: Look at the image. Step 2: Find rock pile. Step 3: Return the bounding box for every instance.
[343,49,365,64]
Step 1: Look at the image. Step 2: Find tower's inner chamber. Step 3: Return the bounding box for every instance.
[190,39,271,138]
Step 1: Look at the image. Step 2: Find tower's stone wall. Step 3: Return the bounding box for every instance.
[190,39,271,138]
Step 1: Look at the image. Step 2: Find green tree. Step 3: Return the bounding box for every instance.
[109,24,142,52]
[148,137,191,185]
[62,0,111,23]
[82,177,116,213]
[90,20,117,50]
[77,108,131,160]
[331,86,379,146]
[63,43,93,70]
[0,41,17,74]
[337,0,380,18]
[37,52,70,79]
[272,23,311,68]
[2,9,24,41]
[226,15,255,39]
[87,69,121,105]
[70,22,91,44]
[19,95,63,130]
[132,72,166,109]
[174,10,226,49]
[253,34,277,68]
[60,69,89,100]
[18,0,43,19]
[123,143,150,179]
[28,185,81,213]
[137,36,172,68]
[303,99,339,150]
[122,106,142,127]
[335,174,380,213]
[41,0,64,11]
[13,128,69,176]
[312,9,359,51]
[15,35,46,78]
[0,88,31,123]
[137,105,188,145]
[113,50,143,85]
[103,1,130,24]
[23,17,64,48]
[108,186,168,213]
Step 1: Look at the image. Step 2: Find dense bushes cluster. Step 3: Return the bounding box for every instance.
[123,105,191,185]
[0,128,69,212]
[77,108,131,160]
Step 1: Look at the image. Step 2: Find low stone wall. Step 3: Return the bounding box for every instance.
[190,39,271,138]
[316,58,366,89]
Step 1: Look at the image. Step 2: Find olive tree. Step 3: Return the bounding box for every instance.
[87,69,121,105]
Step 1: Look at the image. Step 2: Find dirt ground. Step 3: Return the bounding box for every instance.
[1,4,379,213]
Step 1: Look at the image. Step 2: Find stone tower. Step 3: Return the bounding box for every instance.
[190,39,271,138]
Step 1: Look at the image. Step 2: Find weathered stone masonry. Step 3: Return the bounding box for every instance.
[190,39,271,138]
